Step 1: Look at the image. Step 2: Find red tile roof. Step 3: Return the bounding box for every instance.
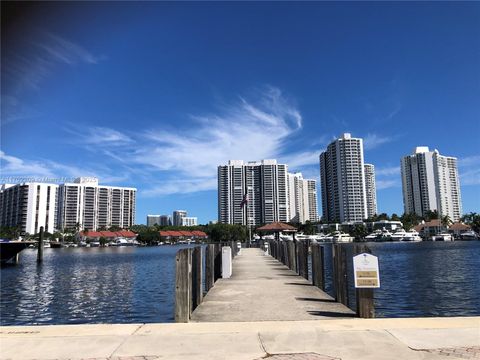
[449,222,471,231]
[115,230,137,238]
[100,231,117,237]
[192,230,207,237]
[257,222,297,232]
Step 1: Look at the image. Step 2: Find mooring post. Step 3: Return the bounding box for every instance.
[37,226,44,264]
[214,243,222,282]
[191,246,203,311]
[175,248,192,322]
[354,244,375,318]
[311,243,325,290]
[298,240,309,279]
[205,244,215,292]
[333,244,348,306]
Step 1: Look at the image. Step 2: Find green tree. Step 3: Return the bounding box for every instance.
[99,236,108,247]
[424,210,439,222]
[109,225,122,232]
[350,224,368,241]
[401,212,422,231]
[461,212,480,233]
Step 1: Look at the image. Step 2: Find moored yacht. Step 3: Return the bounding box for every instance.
[331,231,353,243]
[402,230,422,242]
[431,233,453,241]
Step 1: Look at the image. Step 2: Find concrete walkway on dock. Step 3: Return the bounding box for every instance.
[191,248,354,322]
[1,317,479,360]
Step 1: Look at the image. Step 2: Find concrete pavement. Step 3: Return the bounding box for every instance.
[1,317,479,360]
[191,248,354,322]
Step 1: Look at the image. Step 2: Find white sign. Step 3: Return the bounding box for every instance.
[353,253,380,288]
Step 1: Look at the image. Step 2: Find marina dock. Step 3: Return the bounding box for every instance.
[191,248,354,322]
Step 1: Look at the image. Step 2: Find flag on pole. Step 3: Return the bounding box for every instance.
[240,193,249,208]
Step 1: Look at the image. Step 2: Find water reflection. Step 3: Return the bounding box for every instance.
[1,242,479,325]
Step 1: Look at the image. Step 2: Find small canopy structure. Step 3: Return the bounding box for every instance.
[257,222,297,241]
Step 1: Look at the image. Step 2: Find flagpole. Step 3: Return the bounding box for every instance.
[249,168,253,247]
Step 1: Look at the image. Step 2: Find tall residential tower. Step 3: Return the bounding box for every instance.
[364,164,378,219]
[218,160,289,226]
[401,147,462,222]
[319,133,368,223]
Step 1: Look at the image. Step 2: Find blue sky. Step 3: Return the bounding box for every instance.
[1,2,479,224]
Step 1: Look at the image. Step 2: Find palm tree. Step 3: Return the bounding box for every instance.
[441,215,452,228]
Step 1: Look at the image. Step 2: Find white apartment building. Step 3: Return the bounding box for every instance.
[319,133,368,223]
[181,217,198,226]
[147,215,162,227]
[364,164,378,219]
[287,173,318,223]
[401,147,462,222]
[0,183,59,234]
[173,210,187,226]
[57,178,136,231]
[218,159,289,226]
[0,178,136,233]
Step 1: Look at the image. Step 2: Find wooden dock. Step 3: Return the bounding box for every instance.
[190,248,354,322]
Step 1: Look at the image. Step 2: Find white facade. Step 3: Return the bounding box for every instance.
[287,173,318,223]
[147,215,161,226]
[401,147,462,221]
[364,164,378,219]
[181,217,198,226]
[57,178,136,231]
[218,159,289,226]
[0,178,136,233]
[319,133,368,223]
[173,210,187,226]
[0,183,58,234]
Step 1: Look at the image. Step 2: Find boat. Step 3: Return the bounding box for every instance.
[365,228,393,242]
[431,233,453,241]
[391,229,407,241]
[331,231,353,243]
[113,238,134,246]
[460,230,478,240]
[402,230,422,242]
[0,240,36,264]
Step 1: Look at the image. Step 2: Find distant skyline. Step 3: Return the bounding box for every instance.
[1,2,479,224]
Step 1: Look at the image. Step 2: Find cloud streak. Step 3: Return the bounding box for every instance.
[363,133,395,150]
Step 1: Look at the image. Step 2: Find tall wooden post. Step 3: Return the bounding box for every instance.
[297,240,308,279]
[37,226,44,264]
[205,244,215,292]
[311,243,325,290]
[333,244,348,306]
[175,248,192,322]
[214,244,222,282]
[354,244,375,318]
[191,246,203,311]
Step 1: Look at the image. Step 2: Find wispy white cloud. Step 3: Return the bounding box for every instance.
[37,32,103,65]
[3,31,103,125]
[458,155,480,186]
[280,150,322,170]
[375,166,400,177]
[71,87,303,196]
[0,151,128,185]
[363,133,395,150]
[73,126,134,146]
[376,179,401,190]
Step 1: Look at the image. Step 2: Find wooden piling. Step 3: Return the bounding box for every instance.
[297,240,308,280]
[175,248,192,323]
[354,244,375,318]
[311,243,325,290]
[333,244,348,306]
[214,243,222,282]
[191,246,203,311]
[287,241,297,272]
[205,244,215,292]
[37,226,44,264]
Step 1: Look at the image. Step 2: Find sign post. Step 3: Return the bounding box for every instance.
[353,251,379,318]
[353,253,380,288]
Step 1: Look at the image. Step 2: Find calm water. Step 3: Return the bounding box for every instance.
[1,241,479,325]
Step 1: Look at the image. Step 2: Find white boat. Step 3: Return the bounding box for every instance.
[460,230,478,240]
[331,231,353,243]
[114,238,134,246]
[391,229,407,241]
[365,230,382,241]
[431,233,453,241]
[402,230,422,242]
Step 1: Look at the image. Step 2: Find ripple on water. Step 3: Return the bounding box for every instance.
[1,242,479,325]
